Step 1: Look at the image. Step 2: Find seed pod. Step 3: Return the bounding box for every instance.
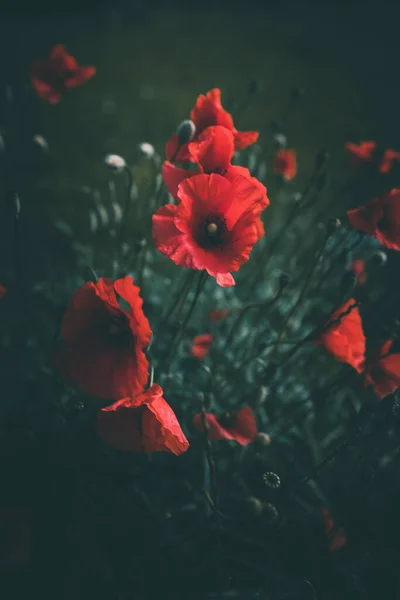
[263,471,281,489]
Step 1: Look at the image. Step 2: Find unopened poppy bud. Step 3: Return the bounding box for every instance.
[263,471,281,489]
[273,133,287,149]
[33,134,49,152]
[104,154,126,173]
[369,250,387,267]
[315,149,330,171]
[177,120,196,145]
[327,217,341,234]
[263,502,279,521]
[244,497,264,517]
[138,142,155,158]
[254,432,271,447]
[248,78,262,95]
[279,272,290,288]
[5,191,21,218]
[316,171,329,192]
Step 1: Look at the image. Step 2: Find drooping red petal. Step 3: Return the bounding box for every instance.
[188,125,235,174]
[234,130,259,150]
[193,406,257,445]
[162,161,197,199]
[152,204,198,270]
[191,334,213,360]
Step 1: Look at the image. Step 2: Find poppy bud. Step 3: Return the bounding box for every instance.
[315,149,331,171]
[254,432,271,447]
[138,142,155,158]
[316,171,329,192]
[263,471,281,489]
[369,250,387,267]
[32,134,49,152]
[5,191,21,219]
[327,217,341,234]
[248,78,262,95]
[279,272,290,288]
[104,154,126,173]
[273,133,287,149]
[177,120,196,145]
[263,502,279,521]
[244,497,264,517]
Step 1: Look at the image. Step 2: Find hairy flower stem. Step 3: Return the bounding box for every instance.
[115,166,134,275]
[166,271,208,374]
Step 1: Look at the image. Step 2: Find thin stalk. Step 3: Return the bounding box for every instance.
[115,166,134,275]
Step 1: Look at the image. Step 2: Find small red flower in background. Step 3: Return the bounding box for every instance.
[322,508,346,551]
[193,406,257,445]
[272,149,297,180]
[364,339,400,399]
[30,44,96,104]
[347,188,400,251]
[0,507,30,569]
[191,334,213,360]
[152,173,268,287]
[210,309,229,323]
[97,384,189,455]
[315,298,366,373]
[351,258,367,286]
[53,277,152,400]
[0,285,6,300]
[346,141,400,174]
[166,88,258,162]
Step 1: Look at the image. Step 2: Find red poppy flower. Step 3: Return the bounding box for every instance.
[210,309,229,323]
[314,298,366,372]
[351,258,367,286]
[0,285,6,300]
[96,384,189,455]
[191,334,213,360]
[379,148,400,174]
[152,173,268,287]
[272,149,297,180]
[0,507,30,569]
[364,339,400,399]
[345,141,376,166]
[347,188,400,251]
[322,508,346,551]
[193,406,257,445]
[30,44,96,104]
[53,277,152,400]
[166,88,258,162]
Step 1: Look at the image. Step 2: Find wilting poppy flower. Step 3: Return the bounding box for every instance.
[30,44,96,104]
[364,339,400,399]
[166,88,258,162]
[351,258,367,286]
[152,173,268,287]
[347,188,400,251]
[0,507,30,569]
[314,298,366,372]
[191,334,213,360]
[210,309,229,323]
[0,285,6,300]
[345,141,376,167]
[193,406,257,445]
[96,384,189,455]
[322,508,346,551]
[53,277,152,400]
[272,149,297,180]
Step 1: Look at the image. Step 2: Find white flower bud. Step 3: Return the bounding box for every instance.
[139,142,155,158]
[104,154,126,173]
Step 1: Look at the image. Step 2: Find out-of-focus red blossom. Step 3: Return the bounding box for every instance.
[364,339,400,399]
[314,298,366,373]
[0,508,30,569]
[210,309,229,323]
[188,126,235,174]
[30,44,96,104]
[322,508,347,551]
[191,334,213,360]
[53,277,152,400]
[351,259,367,286]
[346,141,400,173]
[272,149,297,180]
[0,285,6,300]
[97,384,189,455]
[193,406,257,445]
[347,188,400,251]
[165,88,258,162]
[152,173,268,287]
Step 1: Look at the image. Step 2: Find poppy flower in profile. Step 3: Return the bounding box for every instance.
[272,149,297,180]
[347,188,400,251]
[191,334,213,360]
[210,309,229,323]
[351,258,367,286]
[53,277,152,400]
[152,173,268,287]
[30,44,96,104]
[97,384,189,455]
[193,406,257,445]
[166,88,258,162]
[0,285,6,300]
[0,507,30,569]
[314,298,366,372]
[364,339,400,399]
[322,508,346,551]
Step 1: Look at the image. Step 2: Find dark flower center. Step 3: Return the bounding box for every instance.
[197,215,227,249]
